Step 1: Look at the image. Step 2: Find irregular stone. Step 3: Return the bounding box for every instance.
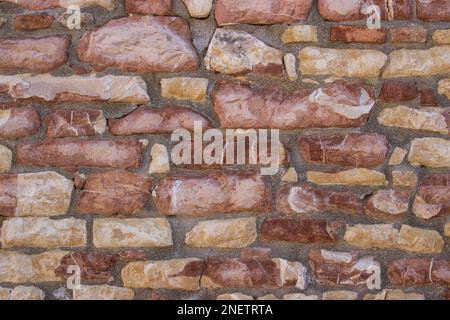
[93,218,173,248]
[205,29,284,77]
[433,29,450,45]
[217,293,254,300]
[13,14,54,30]
[215,0,312,26]
[17,139,147,169]
[344,224,444,253]
[0,145,12,173]
[260,217,342,244]
[299,47,387,78]
[408,138,450,168]
[363,289,425,300]
[77,16,198,73]
[317,0,413,21]
[74,173,86,190]
[0,36,69,73]
[185,218,256,248]
[413,174,450,219]
[109,105,211,135]
[0,105,41,139]
[149,144,170,174]
[258,294,280,300]
[0,217,86,248]
[446,221,450,237]
[379,81,418,102]
[0,0,115,10]
[281,168,298,183]
[182,0,213,18]
[309,250,380,287]
[378,106,450,134]
[55,251,146,282]
[365,189,410,219]
[0,286,45,300]
[0,171,73,217]
[330,26,386,43]
[438,79,450,99]
[390,26,427,43]
[125,0,171,15]
[283,293,318,300]
[282,25,318,43]
[57,12,95,29]
[417,0,450,21]
[307,169,387,186]
[298,133,388,168]
[202,256,307,289]
[122,258,204,290]
[0,17,6,28]
[388,259,450,286]
[0,250,68,283]
[45,110,106,138]
[73,285,134,300]
[383,46,450,78]
[0,74,149,104]
[420,89,438,106]
[392,170,417,188]
[76,171,152,216]
[211,80,376,129]
[284,53,298,81]
[153,171,271,216]
[389,147,407,165]
[161,77,208,103]
[322,291,358,300]
[275,185,364,215]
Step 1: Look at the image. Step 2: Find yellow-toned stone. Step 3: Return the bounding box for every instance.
[438,79,450,99]
[322,291,358,300]
[149,144,170,174]
[217,293,254,300]
[122,258,203,290]
[408,138,450,168]
[363,290,425,300]
[185,218,256,248]
[378,106,449,134]
[299,47,387,78]
[344,224,444,253]
[392,171,417,188]
[445,221,449,237]
[282,25,318,43]
[0,250,68,283]
[0,145,11,172]
[283,53,298,81]
[433,30,450,45]
[0,217,86,248]
[389,147,407,165]
[258,294,280,300]
[93,218,173,248]
[282,167,298,183]
[161,77,208,103]
[73,285,134,300]
[307,169,387,186]
[182,0,213,18]
[383,46,450,78]
[0,286,46,300]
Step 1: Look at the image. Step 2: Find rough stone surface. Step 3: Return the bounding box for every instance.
[93,218,173,248]
[388,259,450,286]
[205,29,284,77]
[433,29,450,44]
[153,171,271,216]
[124,0,172,15]
[284,53,298,81]
[389,147,407,165]
[44,110,106,138]
[78,16,198,73]
[307,169,387,186]
[408,138,450,168]
[282,25,318,43]
[383,46,450,78]
[438,79,450,99]
[364,289,425,300]
[390,26,427,43]
[0,145,12,173]
[161,77,208,102]
[330,26,386,44]
[0,36,69,73]
[299,47,388,78]
[0,217,86,248]
[379,81,418,102]
[182,0,212,18]
[322,290,358,300]
[0,286,45,300]
[0,0,115,10]
[149,144,170,174]
[73,285,134,300]
[0,74,149,104]
[0,105,41,139]
[0,171,73,217]
[365,189,410,219]
[416,0,450,21]
[185,218,257,248]
[212,80,375,129]
[413,174,450,219]
[76,171,152,216]
[392,171,418,188]
[13,14,54,30]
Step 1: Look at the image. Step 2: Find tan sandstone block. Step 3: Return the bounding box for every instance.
[433,30,450,45]
[389,147,407,165]
[149,144,170,174]
[161,77,208,103]
[73,285,134,300]
[408,138,450,168]
[0,145,12,172]
[282,25,318,43]
[438,79,450,99]
[307,169,387,186]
